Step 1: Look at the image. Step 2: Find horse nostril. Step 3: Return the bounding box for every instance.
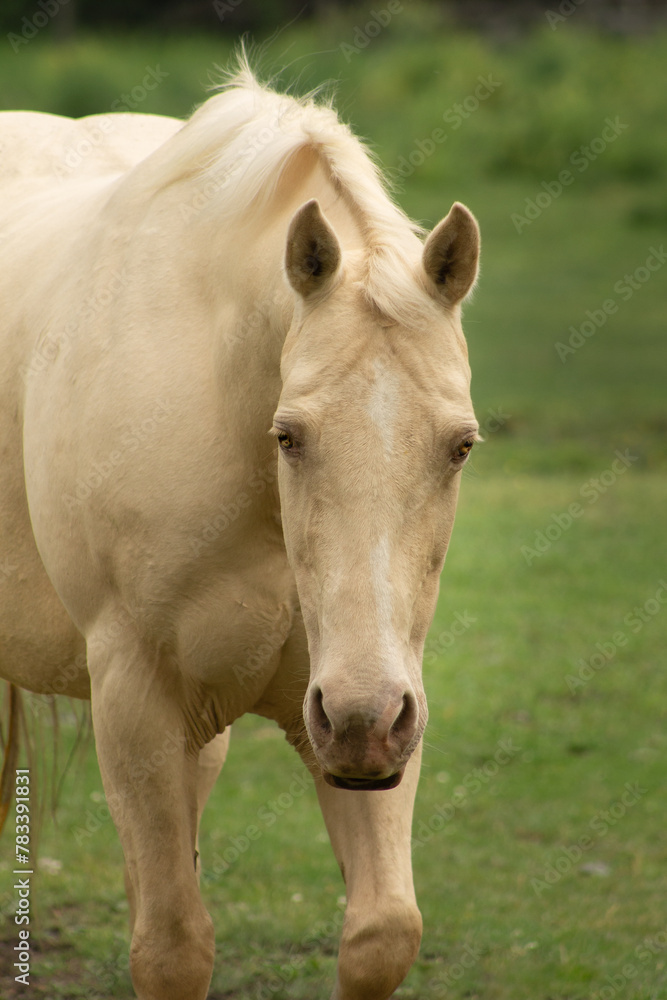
[391,691,418,741]
[308,685,332,739]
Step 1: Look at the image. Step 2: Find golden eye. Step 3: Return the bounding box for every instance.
[456,438,474,459]
[277,431,294,451]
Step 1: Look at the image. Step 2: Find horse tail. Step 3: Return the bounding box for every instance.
[0,683,21,835]
[0,682,92,844]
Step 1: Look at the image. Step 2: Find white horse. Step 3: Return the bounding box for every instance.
[0,61,480,999]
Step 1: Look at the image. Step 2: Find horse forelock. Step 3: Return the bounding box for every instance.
[140,55,443,332]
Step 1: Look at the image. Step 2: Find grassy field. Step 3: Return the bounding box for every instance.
[1,13,666,1000]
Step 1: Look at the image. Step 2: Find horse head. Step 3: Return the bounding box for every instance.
[276,198,480,790]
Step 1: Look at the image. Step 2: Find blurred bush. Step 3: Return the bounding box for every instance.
[1,17,665,195]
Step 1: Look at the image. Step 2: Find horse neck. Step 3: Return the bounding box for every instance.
[108,142,368,471]
[197,149,367,436]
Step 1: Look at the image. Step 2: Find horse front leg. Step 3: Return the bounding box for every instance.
[316,743,423,1000]
[194,730,231,881]
[89,635,215,1000]
[123,729,230,935]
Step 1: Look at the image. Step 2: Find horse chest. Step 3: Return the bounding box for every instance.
[174,557,298,700]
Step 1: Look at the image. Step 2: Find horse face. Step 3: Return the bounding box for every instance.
[276,200,479,790]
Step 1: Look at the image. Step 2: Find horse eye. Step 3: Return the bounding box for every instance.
[277,431,294,451]
[455,439,474,460]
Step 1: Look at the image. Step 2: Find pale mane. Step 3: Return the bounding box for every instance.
[144,56,442,329]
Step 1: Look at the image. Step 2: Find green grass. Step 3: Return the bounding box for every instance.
[1,15,666,1000]
[3,473,665,999]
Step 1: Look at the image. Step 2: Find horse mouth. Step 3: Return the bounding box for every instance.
[323,769,405,791]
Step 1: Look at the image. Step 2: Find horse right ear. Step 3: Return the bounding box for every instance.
[285,200,341,298]
[422,202,480,306]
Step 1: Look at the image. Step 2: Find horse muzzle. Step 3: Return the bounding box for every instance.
[305,681,423,791]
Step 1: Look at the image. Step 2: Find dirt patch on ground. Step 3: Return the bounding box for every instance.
[0,927,88,999]
[0,930,248,999]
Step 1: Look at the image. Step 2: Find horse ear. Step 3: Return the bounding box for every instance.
[285,199,341,298]
[422,202,480,306]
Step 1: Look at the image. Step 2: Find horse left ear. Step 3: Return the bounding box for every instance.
[422,202,480,306]
[285,199,341,298]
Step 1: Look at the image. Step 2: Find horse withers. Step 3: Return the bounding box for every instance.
[0,63,480,1000]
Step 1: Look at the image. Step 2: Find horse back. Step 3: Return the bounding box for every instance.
[0,110,182,187]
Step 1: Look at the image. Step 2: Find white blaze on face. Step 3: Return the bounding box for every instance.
[366,358,400,459]
[366,359,400,648]
[370,532,395,649]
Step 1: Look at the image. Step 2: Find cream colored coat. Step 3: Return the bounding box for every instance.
[0,66,479,1000]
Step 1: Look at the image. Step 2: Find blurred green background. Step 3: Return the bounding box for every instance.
[0,2,665,998]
